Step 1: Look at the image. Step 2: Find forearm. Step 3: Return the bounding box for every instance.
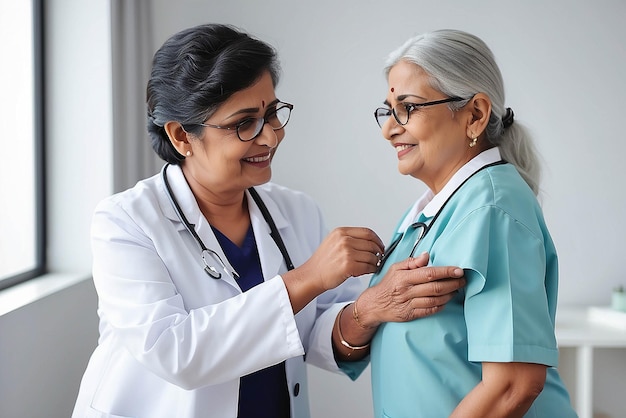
[281,226,386,314]
[281,268,328,314]
[450,362,546,418]
[450,383,533,418]
[332,302,378,361]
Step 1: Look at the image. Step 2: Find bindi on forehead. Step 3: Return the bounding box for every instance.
[390,87,395,93]
[262,100,265,107]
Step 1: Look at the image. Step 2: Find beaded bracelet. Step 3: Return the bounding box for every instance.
[336,303,370,352]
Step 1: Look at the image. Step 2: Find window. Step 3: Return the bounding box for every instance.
[0,0,45,290]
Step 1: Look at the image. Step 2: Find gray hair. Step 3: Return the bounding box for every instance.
[384,29,541,195]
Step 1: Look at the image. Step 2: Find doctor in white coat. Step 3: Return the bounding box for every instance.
[72,24,465,418]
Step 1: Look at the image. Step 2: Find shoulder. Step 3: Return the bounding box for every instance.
[444,164,549,240]
[456,164,537,211]
[94,172,164,224]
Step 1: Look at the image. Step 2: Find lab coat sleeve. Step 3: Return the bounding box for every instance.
[91,198,305,390]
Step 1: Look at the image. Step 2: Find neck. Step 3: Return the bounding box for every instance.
[424,157,472,195]
[199,192,250,248]
[182,167,251,247]
[430,144,493,193]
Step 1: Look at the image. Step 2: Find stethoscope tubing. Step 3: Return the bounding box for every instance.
[161,163,294,280]
[376,160,507,274]
[162,164,237,279]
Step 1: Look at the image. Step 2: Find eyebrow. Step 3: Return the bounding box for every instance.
[225,98,280,119]
[383,93,428,106]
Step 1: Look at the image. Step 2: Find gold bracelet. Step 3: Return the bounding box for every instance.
[336,304,370,352]
[352,299,372,329]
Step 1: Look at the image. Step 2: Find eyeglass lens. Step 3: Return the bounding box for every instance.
[374,108,392,128]
[374,103,410,128]
[238,105,292,141]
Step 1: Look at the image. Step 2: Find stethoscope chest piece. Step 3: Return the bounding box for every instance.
[202,250,222,279]
[201,248,240,280]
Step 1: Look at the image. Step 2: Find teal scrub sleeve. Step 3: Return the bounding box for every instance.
[432,206,559,367]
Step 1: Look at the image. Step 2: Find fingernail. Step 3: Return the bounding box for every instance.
[454,268,463,276]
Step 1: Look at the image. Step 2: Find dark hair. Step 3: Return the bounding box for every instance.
[146,24,281,164]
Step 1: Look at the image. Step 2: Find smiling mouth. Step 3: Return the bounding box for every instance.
[242,152,271,163]
[395,144,415,152]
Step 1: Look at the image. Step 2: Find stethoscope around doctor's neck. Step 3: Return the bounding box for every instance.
[161,163,294,279]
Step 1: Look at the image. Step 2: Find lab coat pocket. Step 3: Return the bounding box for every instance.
[85,406,134,418]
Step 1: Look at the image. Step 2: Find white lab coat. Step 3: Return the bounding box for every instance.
[72,164,364,418]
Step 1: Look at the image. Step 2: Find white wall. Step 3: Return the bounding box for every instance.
[0,275,98,418]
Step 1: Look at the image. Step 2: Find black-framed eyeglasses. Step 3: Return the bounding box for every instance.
[198,102,293,142]
[374,97,466,128]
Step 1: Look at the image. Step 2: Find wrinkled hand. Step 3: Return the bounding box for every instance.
[356,252,465,328]
[298,227,384,291]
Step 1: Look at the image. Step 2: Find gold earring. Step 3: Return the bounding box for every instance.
[469,137,478,148]
[186,150,192,157]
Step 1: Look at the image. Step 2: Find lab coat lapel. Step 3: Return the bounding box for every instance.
[247,188,289,280]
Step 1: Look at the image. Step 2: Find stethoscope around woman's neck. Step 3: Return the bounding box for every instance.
[375,159,507,274]
[161,163,294,279]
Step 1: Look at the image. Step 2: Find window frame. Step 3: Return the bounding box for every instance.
[0,0,46,291]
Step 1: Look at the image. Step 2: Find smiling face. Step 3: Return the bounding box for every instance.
[180,71,285,197]
[381,61,477,193]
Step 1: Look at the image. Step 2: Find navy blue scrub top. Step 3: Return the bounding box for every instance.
[212,225,290,418]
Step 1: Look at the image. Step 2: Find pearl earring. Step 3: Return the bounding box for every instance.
[186,150,192,157]
[469,137,478,148]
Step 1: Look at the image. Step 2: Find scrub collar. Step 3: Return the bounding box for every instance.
[398,147,502,233]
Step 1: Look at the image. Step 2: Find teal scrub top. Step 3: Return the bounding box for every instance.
[341,160,577,418]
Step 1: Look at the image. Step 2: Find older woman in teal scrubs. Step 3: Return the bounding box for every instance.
[335,30,578,417]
